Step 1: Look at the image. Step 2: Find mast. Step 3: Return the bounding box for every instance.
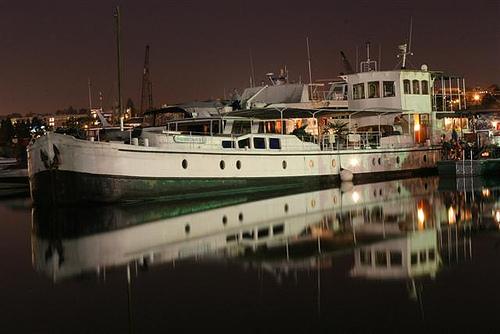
[87,78,92,111]
[114,6,123,128]
[140,45,153,116]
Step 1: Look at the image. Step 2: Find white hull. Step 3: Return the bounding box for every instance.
[27,132,439,204]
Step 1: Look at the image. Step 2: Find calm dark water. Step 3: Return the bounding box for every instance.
[0,176,499,333]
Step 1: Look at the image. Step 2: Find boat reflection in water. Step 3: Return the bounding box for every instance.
[32,178,438,281]
[31,176,499,286]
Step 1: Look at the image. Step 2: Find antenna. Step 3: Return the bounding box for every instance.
[249,49,255,88]
[397,17,414,69]
[408,16,413,54]
[306,37,312,85]
[360,42,377,72]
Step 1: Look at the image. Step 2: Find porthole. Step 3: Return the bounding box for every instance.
[236,160,241,170]
[396,156,400,164]
[309,160,314,168]
[220,160,225,169]
[222,215,228,225]
[333,196,337,204]
[282,160,287,169]
[373,190,377,197]
[238,212,244,222]
[397,186,401,194]
[182,159,188,169]
[424,183,428,190]
[379,189,383,196]
[332,159,336,168]
[185,224,190,234]
[423,154,427,163]
[284,204,289,213]
[378,157,381,165]
[310,199,316,208]
[372,157,376,166]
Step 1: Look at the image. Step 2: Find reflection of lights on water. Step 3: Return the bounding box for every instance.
[351,191,360,203]
[448,207,456,224]
[417,208,425,229]
[482,188,491,197]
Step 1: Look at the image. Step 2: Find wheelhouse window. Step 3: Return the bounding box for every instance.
[412,80,420,94]
[238,138,250,149]
[269,138,281,149]
[353,83,365,99]
[403,79,411,94]
[383,81,395,97]
[253,137,266,149]
[368,81,380,98]
[421,80,429,94]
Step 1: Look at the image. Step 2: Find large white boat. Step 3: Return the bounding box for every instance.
[27,45,463,204]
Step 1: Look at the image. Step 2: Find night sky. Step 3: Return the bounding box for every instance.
[0,0,498,116]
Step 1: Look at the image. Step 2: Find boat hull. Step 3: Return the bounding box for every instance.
[28,133,440,205]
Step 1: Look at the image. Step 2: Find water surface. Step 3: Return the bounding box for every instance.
[1,176,499,333]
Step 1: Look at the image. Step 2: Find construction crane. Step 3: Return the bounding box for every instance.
[340,51,355,74]
[140,45,153,116]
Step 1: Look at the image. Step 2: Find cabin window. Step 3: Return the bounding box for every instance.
[222,140,234,148]
[403,79,411,94]
[353,83,365,99]
[383,81,395,97]
[253,137,266,149]
[368,81,380,98]
[232,121,251,135]
[238,138,250,149]
[421,80,429,94]
[412,80,420,94]
[269,138,281,149]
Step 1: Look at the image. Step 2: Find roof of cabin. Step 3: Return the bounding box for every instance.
[226,107,407,120]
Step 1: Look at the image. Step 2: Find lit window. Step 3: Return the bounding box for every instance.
[421,80,429,94]
[412,80,420,94]
[353,83,365,99]
[383,81,395,97]
[368,81,380,98]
